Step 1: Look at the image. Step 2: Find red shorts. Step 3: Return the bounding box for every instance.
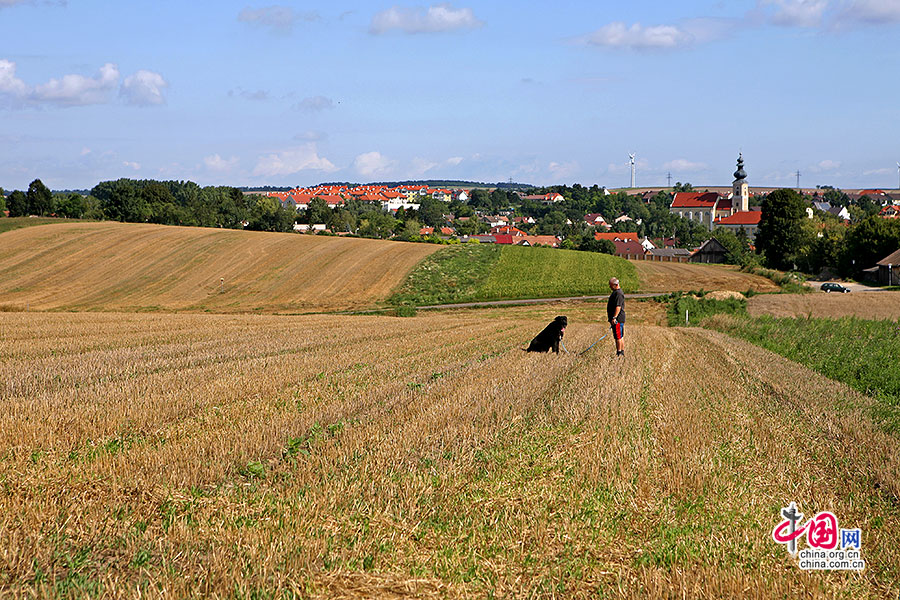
[611,322,624,340]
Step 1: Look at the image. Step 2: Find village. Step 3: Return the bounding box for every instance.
[264,156,900,281]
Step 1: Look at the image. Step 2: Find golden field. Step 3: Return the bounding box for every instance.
[1,307,897,598]
[748,290,900,320]
[0,222,439,313]
[631,261,779,293]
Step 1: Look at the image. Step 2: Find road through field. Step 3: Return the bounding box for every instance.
[0,310,897,598]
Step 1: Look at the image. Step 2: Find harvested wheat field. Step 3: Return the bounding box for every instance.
[1,309,897,598]
[632,261,779,293]
[749,291,900,320]
[0,222,439,312]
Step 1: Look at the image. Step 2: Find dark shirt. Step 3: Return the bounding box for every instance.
[607,288,625,323]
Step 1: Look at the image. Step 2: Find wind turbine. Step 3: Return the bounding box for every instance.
[629,153,636,188]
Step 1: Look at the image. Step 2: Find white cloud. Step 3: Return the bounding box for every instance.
[839,0,900,23]
[353,151,396,177]
[294,95,334,112]
[584,22,693,50]
[80,146,91,156]
[410,157,438,176]
[814,159,842,171]
[445,156,463,166]
[253,144,336,177]
[120,70,168,106]
[123,161,141,170]
[370,3,483,34]
[0,59,27,98]
[238,5,319,34]
[204,154,239,172]
[863,167,892,176]
[32,62,119,106]
[548,161,579,179]
[663,158,708,172]
[230,87,269,101]
[760,0,828,27]
[0,60,167,108]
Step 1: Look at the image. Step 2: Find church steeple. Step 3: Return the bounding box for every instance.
[732,153,749,212]
[733,153,747,182]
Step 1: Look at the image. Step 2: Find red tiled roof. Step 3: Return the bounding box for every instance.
[613,240,646,255]
[716,210,761,225]
[595,232,639,242]
[493,234,515,244]
[671,192,720,208]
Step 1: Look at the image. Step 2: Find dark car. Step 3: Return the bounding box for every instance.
[821,282,850,293]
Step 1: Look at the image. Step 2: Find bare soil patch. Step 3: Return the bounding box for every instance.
[632,261,779,293]
[749,291,900,319]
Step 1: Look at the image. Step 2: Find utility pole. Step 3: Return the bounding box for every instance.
[667,172,673,187]
[795,170,801,192]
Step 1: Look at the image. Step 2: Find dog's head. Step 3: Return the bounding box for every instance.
[555,315,567,331]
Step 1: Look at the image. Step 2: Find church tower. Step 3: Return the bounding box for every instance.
[732,153,749,213]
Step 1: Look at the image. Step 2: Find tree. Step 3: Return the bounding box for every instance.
[0,188,5,216]
[578,237,616,254]
[307,197,330,225]
[27,179,54,216]
[418,197,447,227]
[673,182,694,193]
[839,216,900,276]
[755,189,807,270]
[55,193,86,219]
[7,190,27,217]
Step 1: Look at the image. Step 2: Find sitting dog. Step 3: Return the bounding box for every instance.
[525,316,567,353]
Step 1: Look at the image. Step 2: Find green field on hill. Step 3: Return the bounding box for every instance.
[389,244,638,306]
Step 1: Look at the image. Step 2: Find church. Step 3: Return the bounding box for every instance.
[669,154,762,238]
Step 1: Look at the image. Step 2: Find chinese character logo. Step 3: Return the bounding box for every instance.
[772,502,865,571]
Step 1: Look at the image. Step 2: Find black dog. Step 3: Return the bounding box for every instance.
[525,316,567,353]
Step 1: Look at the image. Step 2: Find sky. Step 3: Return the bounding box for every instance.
[2,0,899,191]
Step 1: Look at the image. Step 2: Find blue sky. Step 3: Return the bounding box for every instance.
[2,0,899,190]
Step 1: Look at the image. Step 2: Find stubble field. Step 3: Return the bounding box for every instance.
[631,261,780,293]
[0,222,439,313]
[1,308,897,598]
[748,290,900,319]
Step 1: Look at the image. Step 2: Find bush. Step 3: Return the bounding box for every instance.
[667,293,747,327]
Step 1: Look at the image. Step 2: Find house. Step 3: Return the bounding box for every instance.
[690,238,729,264]
[879,205,900,219]
[492,234,516,245]
[715,209,762,240]
[594,232,640,243]
[522,192,564,204]
[612,239,647,259]
[490,225,526,236]
[646,247,693,262]
[512,216,536,225]
[480,215,508,228]
[583,213,609,228]
[517,235,560,248]
[452,190,469,202]
[671,191,729,230]
[827,205,851,221]
[876,249,900,285]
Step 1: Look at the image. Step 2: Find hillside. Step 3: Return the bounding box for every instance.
[631,260,780,293]
[1,308,896,596]
[0,222,440,312]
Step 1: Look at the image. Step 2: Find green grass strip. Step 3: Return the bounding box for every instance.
[704,314,900,434]
[475,246,637,301]
[389,244,638,306]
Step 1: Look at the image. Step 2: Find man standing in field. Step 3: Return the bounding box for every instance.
[607,277,625,357]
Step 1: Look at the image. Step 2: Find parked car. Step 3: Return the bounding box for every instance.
[820,282,850,293]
